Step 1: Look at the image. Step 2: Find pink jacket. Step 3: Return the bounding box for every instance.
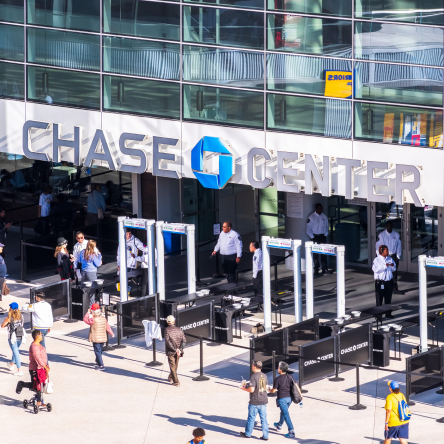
[29,343,48,371]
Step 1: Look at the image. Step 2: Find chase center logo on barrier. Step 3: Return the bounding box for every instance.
[191,136,233,190]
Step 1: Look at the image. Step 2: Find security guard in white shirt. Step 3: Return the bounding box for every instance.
[250,241,263,297]
[212,221,242,283]
[306,203,331,274]
[375,221,403,294]
[372,244,396,318]
[117,229,147,272]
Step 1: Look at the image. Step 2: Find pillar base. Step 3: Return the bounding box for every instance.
[329,376,345,382]
[63,319,78,323]
[146,361,162,367]
[349,404,367,410]
[113,344,126,349]
[103,345,115,351]
[192,375,210,381]
[437,417,444,423]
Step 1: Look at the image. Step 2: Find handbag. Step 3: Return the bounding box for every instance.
[1,279,10,295]
[43,379,54,394]
[91,192,104,220]
[289,374,302,404]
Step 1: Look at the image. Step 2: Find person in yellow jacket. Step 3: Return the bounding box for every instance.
[384,380,410,444]
[187,428,206,444]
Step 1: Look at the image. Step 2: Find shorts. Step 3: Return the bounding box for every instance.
[385,423,409,439]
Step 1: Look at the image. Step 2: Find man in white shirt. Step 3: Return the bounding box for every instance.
[250,241,263,297]
[24,291,54,348]
[72,231,88,280]
[306,203,331,275]
[117,230,147,272]
[212,221,243,283]
[372,245,396,319]
[376,221,403,294]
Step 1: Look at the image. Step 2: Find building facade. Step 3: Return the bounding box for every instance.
[0,0,443,272]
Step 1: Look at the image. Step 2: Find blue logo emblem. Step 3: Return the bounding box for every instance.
[191,137,233,189]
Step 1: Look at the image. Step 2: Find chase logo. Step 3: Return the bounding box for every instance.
[191,137,233,189]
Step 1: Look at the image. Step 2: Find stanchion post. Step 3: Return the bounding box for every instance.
[349,364,366,410]
[20,240,25,282]
[113,307,126,349]
[146,338,162,367]
[250,339,254,377]
[213,251,225,279]
[268,351,277,397]
[103,307,115,351]
[192,336,210,381]
[64,279,77,323]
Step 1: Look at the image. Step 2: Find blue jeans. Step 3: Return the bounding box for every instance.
[38,329,49,349]
[8,338,22,369]
[93,343,104,367]
[277,397,294,433]
[245,404,269,439]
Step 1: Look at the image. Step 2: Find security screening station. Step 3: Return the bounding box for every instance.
[305,242,346,319]
[262,236,302,333]
[118,216,156,302]
[156,222,196,301]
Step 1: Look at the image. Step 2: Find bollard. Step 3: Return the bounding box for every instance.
[113,308,126,349]
[268,351,277,397]
[349,364,367,410]
[103,307,115,351]
[146,338,163,367]
[192,336,210,381]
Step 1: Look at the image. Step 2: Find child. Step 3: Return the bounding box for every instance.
[187,428,206,444]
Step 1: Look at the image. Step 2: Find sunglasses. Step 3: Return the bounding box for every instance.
[76,237,84,240]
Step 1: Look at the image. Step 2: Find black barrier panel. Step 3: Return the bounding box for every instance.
[119,294,157,339]
[338,324,372,372]
[286,317,320,365]
[159,301,177,330]
[299,336,335,385]
[177,302,213,344]
[30,280,70,320]
[25,234,61,272]
[253,329,285,374]
[407,348,442,395]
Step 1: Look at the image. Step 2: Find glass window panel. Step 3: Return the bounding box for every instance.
[267,93,351,138]
[411,205,438,262]
[355,62,443,107]
[103,37,179,80]
[354,102,443,147]
[27,66,100,109]
[355,0,444,26]
[184,0,263,9]
[0,23,24,62]
[183,6,264,50]
[0,61,24,100]
[183,84,264,128]
[267,53,351,97]
[355,21,444,67]
[269,0,352,18]
[0,0,23,23]
[27,0,100,32]
[103,0,180,41]
[27,28,100,71]
[103,75,180,119]
[267,14,352,58]
[183,45,264,89]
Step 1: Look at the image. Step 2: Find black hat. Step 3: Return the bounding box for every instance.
[57,237,68,246]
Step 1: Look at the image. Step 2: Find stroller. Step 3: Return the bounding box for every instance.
[16,373,52,414]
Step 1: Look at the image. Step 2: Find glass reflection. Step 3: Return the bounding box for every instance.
[184,0,263,9]
[0,0,24,23]
[269,0,352,18]
[411,205,438,262]
[0,61,24,100]
[0,23,24,62]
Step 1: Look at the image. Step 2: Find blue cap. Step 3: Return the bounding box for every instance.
[388,380,399,390]
[9,302,19,310]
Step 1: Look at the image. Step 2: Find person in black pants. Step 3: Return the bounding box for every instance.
[372,245,396,319]
[306,204,331,274]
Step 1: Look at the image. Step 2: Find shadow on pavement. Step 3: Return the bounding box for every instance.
[0,394,24,408]
[365,437,421,444]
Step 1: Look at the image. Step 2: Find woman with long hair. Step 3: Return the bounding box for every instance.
[54,237,75,281]
[79,240,102,283]
[1,302,25,376]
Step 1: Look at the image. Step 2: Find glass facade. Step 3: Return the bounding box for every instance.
[0,0,441,142]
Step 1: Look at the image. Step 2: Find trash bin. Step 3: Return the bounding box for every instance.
[71,287,90,321]
[372,332,390,367]
[215,308,235,343]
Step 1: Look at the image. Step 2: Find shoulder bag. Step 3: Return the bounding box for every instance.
[91,192,104,220]
[288,374,302,404]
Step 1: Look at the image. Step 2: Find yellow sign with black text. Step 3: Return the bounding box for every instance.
[324,71,352,98]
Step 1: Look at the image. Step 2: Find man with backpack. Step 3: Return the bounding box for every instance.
[384,380,411,444]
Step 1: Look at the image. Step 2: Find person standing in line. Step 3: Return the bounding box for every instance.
[187,428,207,444]
[137,246,157,296]
[0,206,12,257]
[72,231,88,280]
[250,242,263,297]
[376,221,403,295]
[79,240,102,305]
[54,237,75,281]
[38,186,53,234]
[23,291,53,349]
[117,229,147,273]
[384,381,410,444]
[1,302,25,376]
[86,183,106,226]
[372,245,396,319]
[268,361,302,439]
[240,360,269,440]
[164,315,186,387]
[83,303,114,371]
[212,221,243,283]
[0,243,7,312]
[306,203,331,275]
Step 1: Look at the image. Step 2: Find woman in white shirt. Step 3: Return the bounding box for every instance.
[372,245,396,319]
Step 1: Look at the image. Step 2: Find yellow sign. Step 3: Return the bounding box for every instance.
[324,71,352,98]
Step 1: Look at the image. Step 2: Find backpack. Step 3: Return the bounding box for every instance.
[398,396,411,421]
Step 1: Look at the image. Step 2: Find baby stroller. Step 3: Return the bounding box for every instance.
[16,374,52,414]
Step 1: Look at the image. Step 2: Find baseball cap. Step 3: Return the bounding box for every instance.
[166,315,175,324]
[388,380,399,390]
[9,302,19,310]
[91,303,101,311]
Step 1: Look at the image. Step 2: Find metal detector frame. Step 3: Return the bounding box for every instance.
[305,242,345,319]
[262,236,302,333]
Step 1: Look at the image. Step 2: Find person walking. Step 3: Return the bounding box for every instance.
[250,241,263,297]
[0,243,7,312]
[54,237,75,281]
[79,240,102,305]
[268,361,302,439]
[72,231,88,280]
[0,206,12,257]
[212,221,242,283]
[117,229,147,273]
[1,302,25,376]
[87,183,106,225]
[240,360,269,440]
[384,381,410,444]
[83,303,114,371]
[372,245,396,319]
[376,221,403,294]
[24,291,53,349]
[164,315,186,387]
[306,203,331,275]
[187,428,207,444]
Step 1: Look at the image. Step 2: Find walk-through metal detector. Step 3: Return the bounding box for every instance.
[418,254,444,352]
[262,236,302,333]
[305,242,345,319]
[156,222,196,301]
[118,216,156,302]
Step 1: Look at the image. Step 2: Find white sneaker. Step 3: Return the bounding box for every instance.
[6,362,15,371]
[12,370,23,376]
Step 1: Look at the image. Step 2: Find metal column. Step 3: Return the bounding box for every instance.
[186,225,196,294]
[261,235,272,333]
[336,245,346,318]
[293,240,302,323]
[156,221,165,301]
[305,241,314,319]
[118,216,128,302]
[418,255,428,352]
[147,222,156,295]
